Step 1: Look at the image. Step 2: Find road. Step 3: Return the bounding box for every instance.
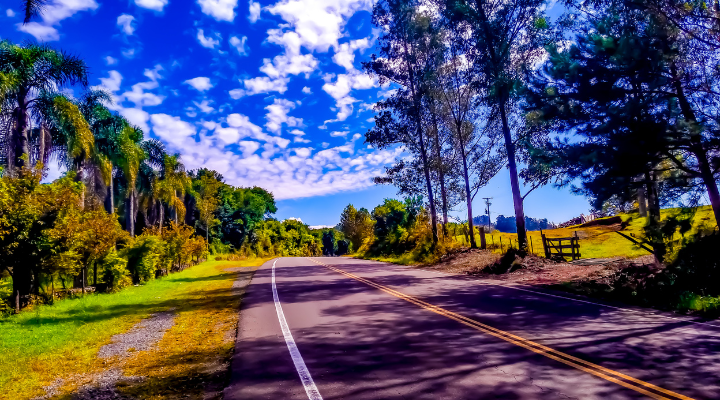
[224,257,720,400]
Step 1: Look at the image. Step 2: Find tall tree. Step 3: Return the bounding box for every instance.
[443,0,550,249]
[365,0,445,245]
[193,173,222,247]
[0,41,88,171]
[523,0,720,260]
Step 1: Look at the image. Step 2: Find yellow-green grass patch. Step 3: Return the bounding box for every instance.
[0,256,271,400]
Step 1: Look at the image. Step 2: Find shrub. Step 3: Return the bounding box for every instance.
[123,234,165,284]
[101,252,132,292]
[209,238,231,254]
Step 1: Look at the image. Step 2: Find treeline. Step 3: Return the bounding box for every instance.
[339,198,439,261]
[0,40,320,312]
[364,0,720,258]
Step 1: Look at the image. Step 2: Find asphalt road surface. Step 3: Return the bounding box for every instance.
[224,257,720,400]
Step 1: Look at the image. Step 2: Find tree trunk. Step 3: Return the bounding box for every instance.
[402,40,438,245]
[106,173,114,214]
[93,262,97,286]
[11,96,31,170]
[645,170,665,264]
[13,263,33,311]
[461,145,477,248]
[499,102,527,249]
[82,267,86,295]
[38,123,51,166]
[159,200,164,235]
[431,109,449,236]
[75,160,86,209]
[637,177,647,217]
[672,64,720,227]
[126,192,136,237]
[417,126,439,244]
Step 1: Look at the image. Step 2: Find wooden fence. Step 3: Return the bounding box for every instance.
[541,230,581,261]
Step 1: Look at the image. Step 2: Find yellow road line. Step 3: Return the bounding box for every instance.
[306,258,694,400]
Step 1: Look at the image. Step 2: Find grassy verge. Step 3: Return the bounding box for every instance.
[0,256,271,400]
[455,205,719,260]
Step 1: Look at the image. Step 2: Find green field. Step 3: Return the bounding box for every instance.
[0,256,270,400]
[456,205,718,260]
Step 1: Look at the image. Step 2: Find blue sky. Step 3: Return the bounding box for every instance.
[1,0,591,227]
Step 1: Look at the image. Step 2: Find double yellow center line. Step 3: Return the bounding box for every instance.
[307,258,693,400]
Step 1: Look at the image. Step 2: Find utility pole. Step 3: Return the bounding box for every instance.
[483,197,493,230]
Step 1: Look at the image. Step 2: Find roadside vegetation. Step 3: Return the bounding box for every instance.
[334,0,720,318]
[0,256,270,400]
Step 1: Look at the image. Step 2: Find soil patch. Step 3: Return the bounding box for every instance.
[421,247,632,286]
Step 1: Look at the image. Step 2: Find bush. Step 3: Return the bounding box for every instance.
[209,238,231,254]
[123,234,165,284]
[101,252,132,292]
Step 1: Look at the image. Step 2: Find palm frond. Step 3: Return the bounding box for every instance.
[23,0,48,24]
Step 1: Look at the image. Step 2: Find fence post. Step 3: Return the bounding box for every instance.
[530,236,534,255]
[480,227,487,249]
[573,231,579,260]
[541,229,550,258]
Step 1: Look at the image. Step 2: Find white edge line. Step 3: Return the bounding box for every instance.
[272,259,324,400]
[423,268,720,329]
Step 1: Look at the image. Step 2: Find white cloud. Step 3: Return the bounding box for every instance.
[286,217,304,223]
[260,53,317,79]
[122,48,137,59]
[151,114,197,148]
[123,83,165,106]
[6,9,16,17]
[233,76,290,98]
[116,14,136,35]
[194,99,215,113]
[145,108,403,201]
[105,56,118,65]
[239,141,261,157]
[332,38,371,70]
[143,64,164,81]
[302,86,312,94]
[121,108,151,133]
[322,72,376,123]
[248,1,261,22]
[184,77,213,92]
[99,70,123,92]
[135,0,168,12]
[17,22,59,41]
[330,131,348,137]
[229,35,248,56]
[197,29,221,49]
[266,0,372,53]
[289,129,311,143]
[197,0,238,22]
[229,88,245,99]
[265,98,303,134]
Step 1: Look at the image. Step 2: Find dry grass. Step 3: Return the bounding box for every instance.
[457,205,719,260]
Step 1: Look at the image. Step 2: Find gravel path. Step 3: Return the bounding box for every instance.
[41,311,176,400]
[96,311,175,359]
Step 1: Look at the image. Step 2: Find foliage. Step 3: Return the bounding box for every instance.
[338,204,374,251]
[122,234,165,284]
[100,252,132,293]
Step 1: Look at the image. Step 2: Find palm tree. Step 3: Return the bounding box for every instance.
[154,154,190,232]
[116,126,146,236]
[22,0,47,23]
[0,40,88,171]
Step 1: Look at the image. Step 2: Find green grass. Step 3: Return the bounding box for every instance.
[457,205,718,260]
[0,256,270,400]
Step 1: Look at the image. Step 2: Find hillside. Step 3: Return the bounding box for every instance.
[461,205,718,260]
